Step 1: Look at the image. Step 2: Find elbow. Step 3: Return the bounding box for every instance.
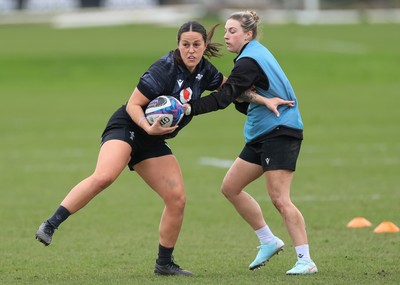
[218,103,229,110]
[125,104,132,117]
[217,98,233,110]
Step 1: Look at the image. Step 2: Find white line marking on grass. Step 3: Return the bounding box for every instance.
[292,193,381,202]
[23,163,91,173]
[255,194,381,203]
[199,157,233,168]
[296,38,369,54]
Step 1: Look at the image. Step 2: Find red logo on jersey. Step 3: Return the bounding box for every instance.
[180,87,193,103]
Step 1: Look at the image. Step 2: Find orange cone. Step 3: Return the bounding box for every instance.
[373,221,400,233]
[347,217,372,228]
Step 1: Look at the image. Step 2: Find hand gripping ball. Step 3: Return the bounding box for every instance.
[145,96,184,127]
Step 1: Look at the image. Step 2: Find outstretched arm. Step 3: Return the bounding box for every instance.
[237,89,295,117]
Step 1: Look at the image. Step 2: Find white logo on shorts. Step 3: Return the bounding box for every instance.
[265,158,270,165]
[129,131,135,141]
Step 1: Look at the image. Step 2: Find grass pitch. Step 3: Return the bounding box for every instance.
[1,21,399,285]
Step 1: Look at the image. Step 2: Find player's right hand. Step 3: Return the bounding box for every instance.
[146,116,178,135]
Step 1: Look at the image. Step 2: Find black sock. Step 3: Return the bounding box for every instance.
[47,205,71,229]
[156,244,174,265]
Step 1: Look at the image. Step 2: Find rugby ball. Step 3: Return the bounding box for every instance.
[145,95,184,127]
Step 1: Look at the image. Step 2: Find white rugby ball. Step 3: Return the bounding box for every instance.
[145,96,184,127]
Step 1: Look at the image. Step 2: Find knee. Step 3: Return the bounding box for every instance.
[165,189,186,211]
[270,196,292,215]
[220,183,229,198]
[175,192,186,211]
[90,173,115,192]
[221,182,237,200]
[271,198,284,213]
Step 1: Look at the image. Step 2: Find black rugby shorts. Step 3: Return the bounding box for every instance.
[101,127,172,171]
[239,136,302,172]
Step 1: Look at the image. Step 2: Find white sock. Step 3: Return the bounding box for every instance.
[255,225,275,244]
[295,244,311,261]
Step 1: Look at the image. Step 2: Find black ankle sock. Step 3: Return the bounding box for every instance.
[156,244,174,265]
[47,205,71,229]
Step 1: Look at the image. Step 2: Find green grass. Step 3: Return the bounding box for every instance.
[1,21,400,285]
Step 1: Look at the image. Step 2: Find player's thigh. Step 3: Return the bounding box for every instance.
[264,170,294,202]
[95,139,132,180]
[135,155,184,200]
[222,157,263,194]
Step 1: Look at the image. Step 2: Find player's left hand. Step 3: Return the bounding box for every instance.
[245,89,295,117]
[183,103,191,116]
[263,97,295,117]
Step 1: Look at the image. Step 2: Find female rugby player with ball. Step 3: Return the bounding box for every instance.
[35,20,293,276]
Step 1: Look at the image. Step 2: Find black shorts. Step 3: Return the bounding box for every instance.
[239,136,302,172]
[101,127,172,171]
